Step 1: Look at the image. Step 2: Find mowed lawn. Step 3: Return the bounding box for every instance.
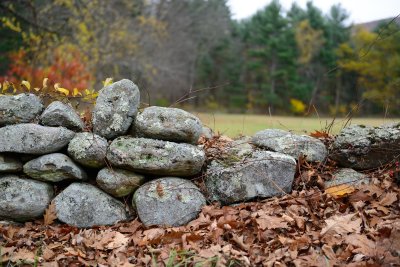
[196,113,399,138]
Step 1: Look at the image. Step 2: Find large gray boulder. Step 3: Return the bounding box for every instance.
[0,154,22,173]
[0,93,43,126]
[0,175,54,221]
[23,153,87,182]
[205,151,296,204]
[331,124,400,169]
[133,177,206,227]
[40,101,84,131]
[54,183,128,228]
[134,106,203,144]
[92,79,140,139]
[68,132,108,168]
[325,168,369,189]
[252,129,327,162]
[96,168,145,197]
[107,137,205,176]
[0,124,75,154]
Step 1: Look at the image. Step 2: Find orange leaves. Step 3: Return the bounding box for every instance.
[309,130,331,139]
[325,184,356,198]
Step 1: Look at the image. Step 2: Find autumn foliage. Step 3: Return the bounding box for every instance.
[0,44,93,95]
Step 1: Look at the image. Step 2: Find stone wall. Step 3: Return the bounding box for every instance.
[0,79,399,228]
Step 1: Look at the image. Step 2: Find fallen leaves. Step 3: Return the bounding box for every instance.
[320,213,362,236]
[43,201,57,225]
[0,148,399,266]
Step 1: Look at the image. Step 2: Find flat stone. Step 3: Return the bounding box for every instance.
[107,137,205,176]
[0,93,43,126]
[331,123,400,169]
[92,79,140,139]
[325,168,369,188]
[133,177,206,227]
[23,153,87,182]
[54,183,128,228]
[0,175,54,221]
[252,129,328,162]
[68,132,108,168]
[0,154,22,173]
[40,101,84,131]
[96,168,145,197]
[205,150,296,204]
[0,124,75,154]
[134,106,203,144]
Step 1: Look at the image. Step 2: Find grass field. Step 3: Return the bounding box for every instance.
[196,113,399,137]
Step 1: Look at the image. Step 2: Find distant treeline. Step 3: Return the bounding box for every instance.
[0,0,399,115]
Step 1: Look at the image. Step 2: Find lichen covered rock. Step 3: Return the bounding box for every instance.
[23,153,87,182]
[205,150,296,204]
[0,93,43,126]
[133,177,206,227]
[40,101,84,131]
[331,123,400,169]
[0,154,22,173]
[107,137,205,176]
[0,175,54,221]
[92,79,140,139]
[54,183,128,228]
[134,106,202,144]
[252,129,327,162]
[325,168,369,188]
[0,124,75,154]
[68,132,108,168]
[96,168,145,197]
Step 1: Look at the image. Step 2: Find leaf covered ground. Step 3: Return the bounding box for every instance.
[1,135,399,266]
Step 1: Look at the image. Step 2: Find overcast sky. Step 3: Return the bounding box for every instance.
[228,0,400,24]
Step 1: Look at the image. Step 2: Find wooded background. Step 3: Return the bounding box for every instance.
[0,0,399,116]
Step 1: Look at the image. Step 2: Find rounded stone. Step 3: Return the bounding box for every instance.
[252,129,328,162]
[205,150,296,204]
[92,79,140,139]
[107,137,205,176]
[0,175,54,221]
[0,124,75,155]
[23,153,87,182]
[0,93,43,126]
[133,177,206,227]
[54,183,128,228]
[40,101,85,131]
[0,154,23,173]
[134,106,203,144]
[68,132,108,168]
[96,168,145,197]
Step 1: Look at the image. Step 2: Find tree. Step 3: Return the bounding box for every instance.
[244,0,298,112]
[337,23,400,114]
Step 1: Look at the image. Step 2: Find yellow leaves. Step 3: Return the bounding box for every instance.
[1,81,16,94]
[54,83,70,96]
[43,77,49,88]
[325,184,356,198]
[21,80,31,91]
[1,17,21,32]
[289,98,306,115]
[73,88,82,97]
[295,19,324,64]
[102,77,113,87]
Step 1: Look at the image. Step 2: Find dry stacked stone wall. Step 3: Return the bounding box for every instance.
[0,79,399,228]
